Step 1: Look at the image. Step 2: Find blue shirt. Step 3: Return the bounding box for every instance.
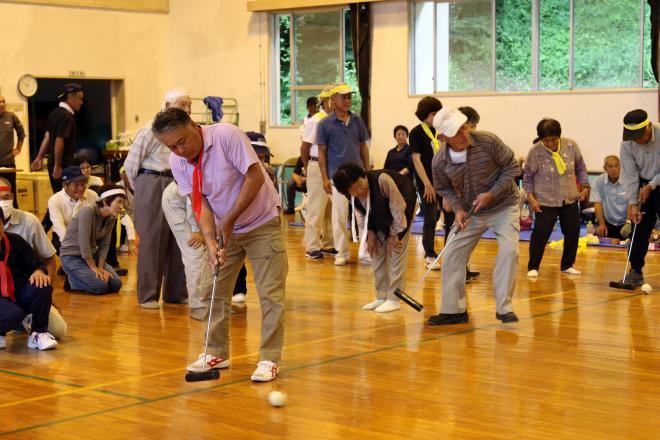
[619,123,660,203]
[590,173,628,226]
[317,111,370,179]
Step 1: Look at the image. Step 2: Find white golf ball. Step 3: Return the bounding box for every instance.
[268,390,287,407]
[641,283,652,295]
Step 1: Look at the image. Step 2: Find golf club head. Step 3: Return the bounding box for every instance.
[185,369,220,382]
[393,288,424,312]
[609,281,636,291]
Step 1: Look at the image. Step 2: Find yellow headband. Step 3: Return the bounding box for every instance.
[624,118,650,131]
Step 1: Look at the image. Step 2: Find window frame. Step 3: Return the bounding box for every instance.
[270,7,351,127]
[409,0,654,95]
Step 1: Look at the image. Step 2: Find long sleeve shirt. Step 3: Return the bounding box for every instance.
[523,137,589,207]
[1,232,47,294]
[48,189,99,240]
[0,111,25,164]
[432,131,520,214]
[619,123,660,204]
[124,122,172,187]
[59,204,115,261]
[355,173,409,237]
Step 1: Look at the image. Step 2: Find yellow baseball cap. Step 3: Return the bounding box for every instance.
[318,86,335,99]
[331,83,353,95]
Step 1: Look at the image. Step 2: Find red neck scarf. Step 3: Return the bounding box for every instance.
[0,235,15,302]
[191,125,205,222]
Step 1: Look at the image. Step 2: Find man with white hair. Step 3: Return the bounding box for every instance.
[429,107,521,325]
[123,89,190,308]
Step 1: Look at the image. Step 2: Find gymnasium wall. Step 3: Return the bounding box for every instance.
[1,0,657,174]
[0,1,170,171]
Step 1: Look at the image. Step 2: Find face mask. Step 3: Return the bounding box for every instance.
[0,200,13,221]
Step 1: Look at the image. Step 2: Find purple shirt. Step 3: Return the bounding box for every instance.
[170,123,280,234]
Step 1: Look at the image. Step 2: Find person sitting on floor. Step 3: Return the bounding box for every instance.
[59,184,126,295]
[285,156,307,215]
[333,163,417,313]
[77,156,104,187]
[591,155,630,239]
[0,210,58,350]
[0,178,67,338]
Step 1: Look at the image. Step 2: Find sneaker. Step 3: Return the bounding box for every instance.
[140,300,160,309]
[118,244,129,254]
[321,248,338,256]
[374,300,400,313]
[623,270,644,287]
[113,265,128,276]
[187,353,230,372]
[251,360,279,382]
[428,311,469,325]
[334,256,349,266]
[27,332,58,350]
[0,335,5,349]
[362,299,385,310]
[466,269,480,283]
[22,314,33,333]
[232,293,246,303]
[496,311,519,323]
[305,250,324,260]
[358,254,372,266]
[562,267,581,275]
[527,269,539,278]
[425,256,441,271]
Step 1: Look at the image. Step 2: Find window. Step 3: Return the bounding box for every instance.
[411,0,657,94]
[272,8,360,125]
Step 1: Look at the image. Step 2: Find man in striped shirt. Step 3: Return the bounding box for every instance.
[429,107,521,325]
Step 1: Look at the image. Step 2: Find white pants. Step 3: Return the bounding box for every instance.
[303,161,334,252]
[161,182,212,310]
[331,185,369,261]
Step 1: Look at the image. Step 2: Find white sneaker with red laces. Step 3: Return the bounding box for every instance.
[251,360,279,382]
[27,332,58,350]
[187,353,230,372]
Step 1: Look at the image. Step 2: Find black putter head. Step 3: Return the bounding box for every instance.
[393,288,424,312]
[185,369,220,382]
[609,281,636,291]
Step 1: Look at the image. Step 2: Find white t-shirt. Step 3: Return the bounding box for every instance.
[302,110,328,158]
[449,148,467,164]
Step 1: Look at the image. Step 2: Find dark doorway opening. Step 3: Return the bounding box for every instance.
[27,78,115,165]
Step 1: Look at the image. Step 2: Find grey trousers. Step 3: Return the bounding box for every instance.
[440,204,520,314]
[371,228,412,301]
[206,216,287,363]
[133,173,187,304]
[161,182,211,310]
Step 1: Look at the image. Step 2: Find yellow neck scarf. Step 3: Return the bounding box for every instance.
[421,122,440,153]
[543,140,566,175]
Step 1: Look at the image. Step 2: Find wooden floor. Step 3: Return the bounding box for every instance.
[2,219,660,439]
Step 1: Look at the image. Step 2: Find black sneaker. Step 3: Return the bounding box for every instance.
[428,311,469,325]
[495,311,519,323]
[466,270,480,283]
[305,250,324,260]
[114,265,129,276]
[623,270,644,287]
[321,248,338,256]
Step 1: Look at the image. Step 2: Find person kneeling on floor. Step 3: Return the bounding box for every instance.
[333,163,417,313]
[0,210,58,350]
[59,184,125,295]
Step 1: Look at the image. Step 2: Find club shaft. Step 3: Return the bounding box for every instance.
[622,222,637,283]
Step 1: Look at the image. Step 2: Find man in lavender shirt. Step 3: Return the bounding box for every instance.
[152,108,287,383]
